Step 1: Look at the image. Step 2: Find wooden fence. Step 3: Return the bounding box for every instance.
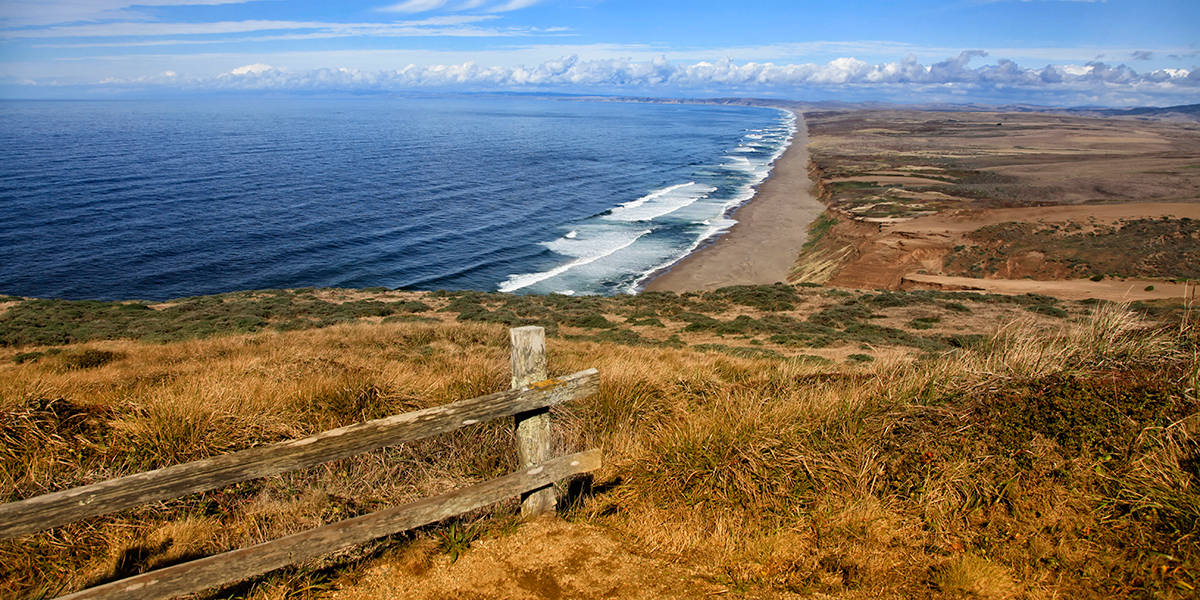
[0,326,600,600]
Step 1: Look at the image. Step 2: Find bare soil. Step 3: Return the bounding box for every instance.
[797,109,1200,297]
[901,273,1196,302]
[331,518,725,600]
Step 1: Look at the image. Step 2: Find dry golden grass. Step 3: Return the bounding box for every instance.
[0,300,1196,598]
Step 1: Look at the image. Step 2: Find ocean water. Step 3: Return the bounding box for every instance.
[0,96,793,301]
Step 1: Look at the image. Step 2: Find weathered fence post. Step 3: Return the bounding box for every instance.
[510,326,556,516]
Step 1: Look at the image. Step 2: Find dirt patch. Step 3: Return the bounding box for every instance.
[901,274,1196,302]
[330,518,723,600]
[890,202,1200,235]
[806,197,1200,296]
[830,175,952,186]
[806,109,1200,217]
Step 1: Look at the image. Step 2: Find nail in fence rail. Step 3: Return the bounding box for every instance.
[0,326,598,600]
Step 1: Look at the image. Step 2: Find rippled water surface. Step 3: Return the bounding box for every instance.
[0,96,791,300]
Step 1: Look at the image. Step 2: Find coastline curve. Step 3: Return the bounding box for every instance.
[641,110,825,292]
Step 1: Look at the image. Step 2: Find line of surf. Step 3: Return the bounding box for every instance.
[627,108,798,293]
[498,228,653,293]
[604,181,717,222]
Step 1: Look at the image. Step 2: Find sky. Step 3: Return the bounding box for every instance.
[1,0,1198,105]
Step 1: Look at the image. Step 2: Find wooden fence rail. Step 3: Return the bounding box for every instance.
[0,326,599,600]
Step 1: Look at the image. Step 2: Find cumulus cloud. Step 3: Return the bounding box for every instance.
[89,52,1196,106]
[229,63,273,75]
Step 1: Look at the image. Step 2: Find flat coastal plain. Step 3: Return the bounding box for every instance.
[794,108,1200,301]
[644,110,825,291]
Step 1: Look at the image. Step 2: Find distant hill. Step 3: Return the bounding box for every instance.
[1085,103,1200,120]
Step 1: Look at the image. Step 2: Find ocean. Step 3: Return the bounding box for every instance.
[0,95,793,301]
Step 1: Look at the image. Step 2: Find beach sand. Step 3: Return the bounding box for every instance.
[643,111,824,292]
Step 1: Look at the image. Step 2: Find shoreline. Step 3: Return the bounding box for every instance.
[642,110,825,292]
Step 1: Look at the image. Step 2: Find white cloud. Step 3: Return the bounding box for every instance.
[1,0,261,26]
[229,62,273,75]
[5,20,335,38]
[374,0,545,13]
[11,44,1194,106]
[115,52,1192,99]
[377,0,450,13]
[5,16,523,42]
[488,0,545,12]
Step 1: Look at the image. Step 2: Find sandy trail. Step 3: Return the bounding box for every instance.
[890,202,1200,236]
[902,273,1195,302]
[643,110,825,292]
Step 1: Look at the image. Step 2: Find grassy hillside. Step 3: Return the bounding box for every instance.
[0,285,1197,599]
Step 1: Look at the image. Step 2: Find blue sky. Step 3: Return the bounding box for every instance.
[1,0,1198,105]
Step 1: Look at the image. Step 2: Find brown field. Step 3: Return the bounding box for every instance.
[793,110,1200,297]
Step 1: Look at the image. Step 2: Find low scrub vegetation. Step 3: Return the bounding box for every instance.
[946,218,1200,281]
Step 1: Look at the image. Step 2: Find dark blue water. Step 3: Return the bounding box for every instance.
[0,96,792,300]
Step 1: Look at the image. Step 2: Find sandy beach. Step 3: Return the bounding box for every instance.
[643,110,824,292]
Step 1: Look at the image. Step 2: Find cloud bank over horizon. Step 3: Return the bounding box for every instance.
[3,0,1198,107]
[66,51,1198,107]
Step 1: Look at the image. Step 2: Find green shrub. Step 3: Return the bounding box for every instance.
[395,300,432,312]
[1026,304,1068,318]
[710,283,800,311]
[627,316,665,327]
[907,316,941,330]
[692,344,782,359]
[60,349,122,370]
[941,302,971,313]
[868,292,913,308]
[564,312,615,329]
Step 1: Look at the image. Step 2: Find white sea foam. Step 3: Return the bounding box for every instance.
[604,181,716,222]
[724,155,756,173]
[624,108,799,293]
[499,228,653,292]
[625,216,736,293]
[502,108,798,296]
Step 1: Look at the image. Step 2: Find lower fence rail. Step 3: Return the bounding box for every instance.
[59,450,602,600]
[0,326,599,600]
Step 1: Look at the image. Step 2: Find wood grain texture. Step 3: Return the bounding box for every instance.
[0,368,598,539]
[55,450,603,600]
[510,326,555,516]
